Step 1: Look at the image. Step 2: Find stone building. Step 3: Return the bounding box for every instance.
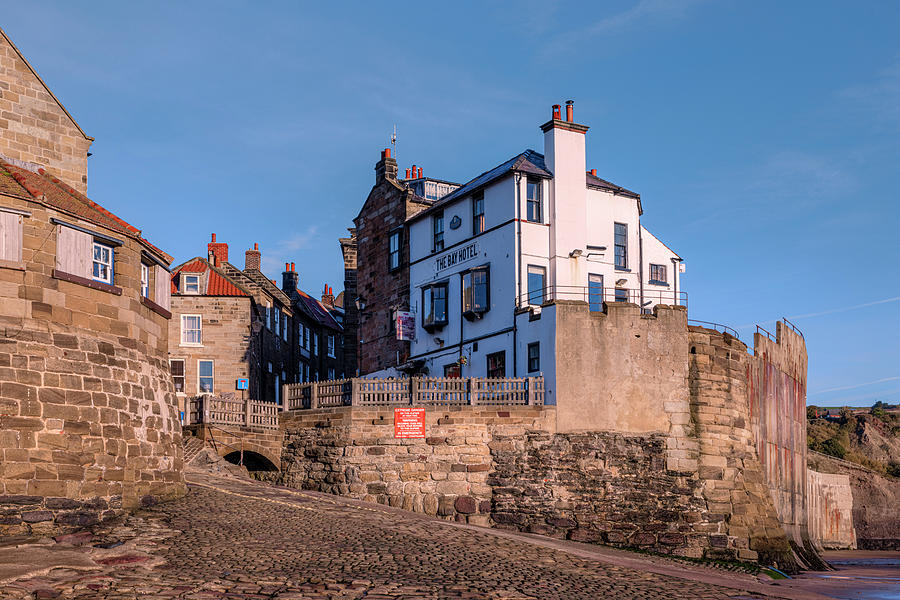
[0,28,184,535]
[346,149,459,374]
[0,27,92,195]
[169,236,294,409]
[280,264,344,383]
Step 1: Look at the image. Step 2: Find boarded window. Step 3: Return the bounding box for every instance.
[56,225,92,278]
[0,210,23,264]
[154,265,171,310]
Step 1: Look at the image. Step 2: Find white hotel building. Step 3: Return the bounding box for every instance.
[398,103,684,403]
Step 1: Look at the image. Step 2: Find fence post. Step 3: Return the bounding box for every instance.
[409,377,419,406]
[310,382,318,410]
[244,397,251,427]
[202,395,209,425]
[527,377,536,406]
[351,377,360,407]
[468,377,475,406]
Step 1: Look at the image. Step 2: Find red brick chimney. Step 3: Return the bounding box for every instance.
[375,148,398,183]
[321,284,335,308]
[245,243,261,271]
[207,233,229,266]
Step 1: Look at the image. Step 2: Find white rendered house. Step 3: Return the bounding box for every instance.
[400,102,683,402]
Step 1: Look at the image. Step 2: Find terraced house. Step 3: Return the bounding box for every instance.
[168,236,294,412]
[0,26,184,535]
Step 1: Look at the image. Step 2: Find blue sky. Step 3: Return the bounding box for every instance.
[4,1,898,406]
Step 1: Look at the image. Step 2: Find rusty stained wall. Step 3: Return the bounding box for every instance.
[807,468,856,550]
[749,322,809,550]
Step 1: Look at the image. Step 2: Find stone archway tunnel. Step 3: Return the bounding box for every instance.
[184,424,284,472]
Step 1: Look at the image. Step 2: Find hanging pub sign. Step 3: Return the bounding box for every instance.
[396,310,416,341]
[434,242,478,273]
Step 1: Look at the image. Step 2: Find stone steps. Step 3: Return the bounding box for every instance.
[182,435,207,465]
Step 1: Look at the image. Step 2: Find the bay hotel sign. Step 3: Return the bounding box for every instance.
[434,241,478,273]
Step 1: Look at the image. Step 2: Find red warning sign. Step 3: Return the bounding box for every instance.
[394,407,426,438]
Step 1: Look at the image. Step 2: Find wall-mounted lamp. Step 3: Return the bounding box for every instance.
[434,337,445,347]
[355,296,367,311]
[616,279,627,286]
[569,249,583,258]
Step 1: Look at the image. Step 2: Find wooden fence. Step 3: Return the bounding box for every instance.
[187,395,279,430]
[283,376,544,410]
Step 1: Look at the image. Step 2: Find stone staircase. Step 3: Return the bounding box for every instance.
[182,435,207,465]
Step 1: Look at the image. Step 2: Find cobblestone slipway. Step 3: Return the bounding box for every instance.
[0,469,831,600]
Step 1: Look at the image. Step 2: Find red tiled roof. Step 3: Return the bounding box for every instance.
[0,159,170,262]
[171,258,249,297]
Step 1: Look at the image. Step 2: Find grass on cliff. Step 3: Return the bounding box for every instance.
[807,402,900,477]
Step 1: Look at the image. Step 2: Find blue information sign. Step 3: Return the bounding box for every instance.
[236,378,249,390]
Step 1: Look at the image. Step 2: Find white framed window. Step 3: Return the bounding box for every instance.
[304,327,310,349]
[92,242,113,284]
[649,263,667,284]
[327,334,335,358]
[298,323,305,348]
[274,309,280,335]
[183,274,200,294]
[198,360,214,393]
[180,314,202,345]
[312,333,318,355]
[526,265,546,306]
[141,263,150,298]
[389,230,401,271]
[283,315,289,341]
[266,303,272,330]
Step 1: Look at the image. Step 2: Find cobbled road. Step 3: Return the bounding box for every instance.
[0,472,823,600]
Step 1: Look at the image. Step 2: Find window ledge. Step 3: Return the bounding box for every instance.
[180,342,203,348]
[52,269,122,295]
[614,267,632,272]
[648,280,670,287]
[141,295,172,319]
[0,258,25,271]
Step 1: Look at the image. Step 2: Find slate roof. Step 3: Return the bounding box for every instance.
[170,258,250,297]
[0,159,171,262]
[407,149,550,223]
[406,149,643,223]
[295,289,342,331]
[240,267,293,307]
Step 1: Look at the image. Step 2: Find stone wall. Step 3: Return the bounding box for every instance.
[168,294,252,412]
[0,193,184,537]
[278,406,554,524]
[808,452,900,550]
[807,468,856,549]
[0,30,92,194]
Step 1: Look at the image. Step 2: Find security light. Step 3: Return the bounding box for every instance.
[569,249,583,258]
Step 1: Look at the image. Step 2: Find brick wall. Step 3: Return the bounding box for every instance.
[0,195,184,536]
[0,30,92,194]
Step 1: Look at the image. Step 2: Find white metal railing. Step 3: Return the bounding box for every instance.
[283,376,544,410]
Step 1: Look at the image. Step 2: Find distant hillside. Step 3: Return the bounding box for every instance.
[807,402,900,477]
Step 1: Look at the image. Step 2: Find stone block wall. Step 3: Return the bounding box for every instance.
[0,194,185,537]
[807,468,856,549]
[278,406,554,524]
[0,30,92,194]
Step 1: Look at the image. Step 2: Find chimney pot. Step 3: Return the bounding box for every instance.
[405,168,411,179]
[291,262,295,272]
[211,233,216,242]
[590,168,597,176]
[411,164,417,178]
[254,243,258,250]
[552,104,561,120]
[384,147,391,158]
[285,262,290,272]
[418,167,423,178]
[565,100,574,123]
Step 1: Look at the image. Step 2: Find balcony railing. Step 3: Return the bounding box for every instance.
[187,395,279,430]
[516,285,687,310]
[284,376,544,410]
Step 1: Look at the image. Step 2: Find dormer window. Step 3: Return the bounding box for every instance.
[183,274,200,294]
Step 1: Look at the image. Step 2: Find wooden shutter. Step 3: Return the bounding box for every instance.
[0,211,22,263]
[154,264,170,311]
[55,224,92,278]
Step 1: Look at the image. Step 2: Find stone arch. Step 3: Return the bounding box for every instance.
[223,450,279,472]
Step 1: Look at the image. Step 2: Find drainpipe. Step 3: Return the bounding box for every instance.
[638,213,645,310]
[513,173,522,377]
